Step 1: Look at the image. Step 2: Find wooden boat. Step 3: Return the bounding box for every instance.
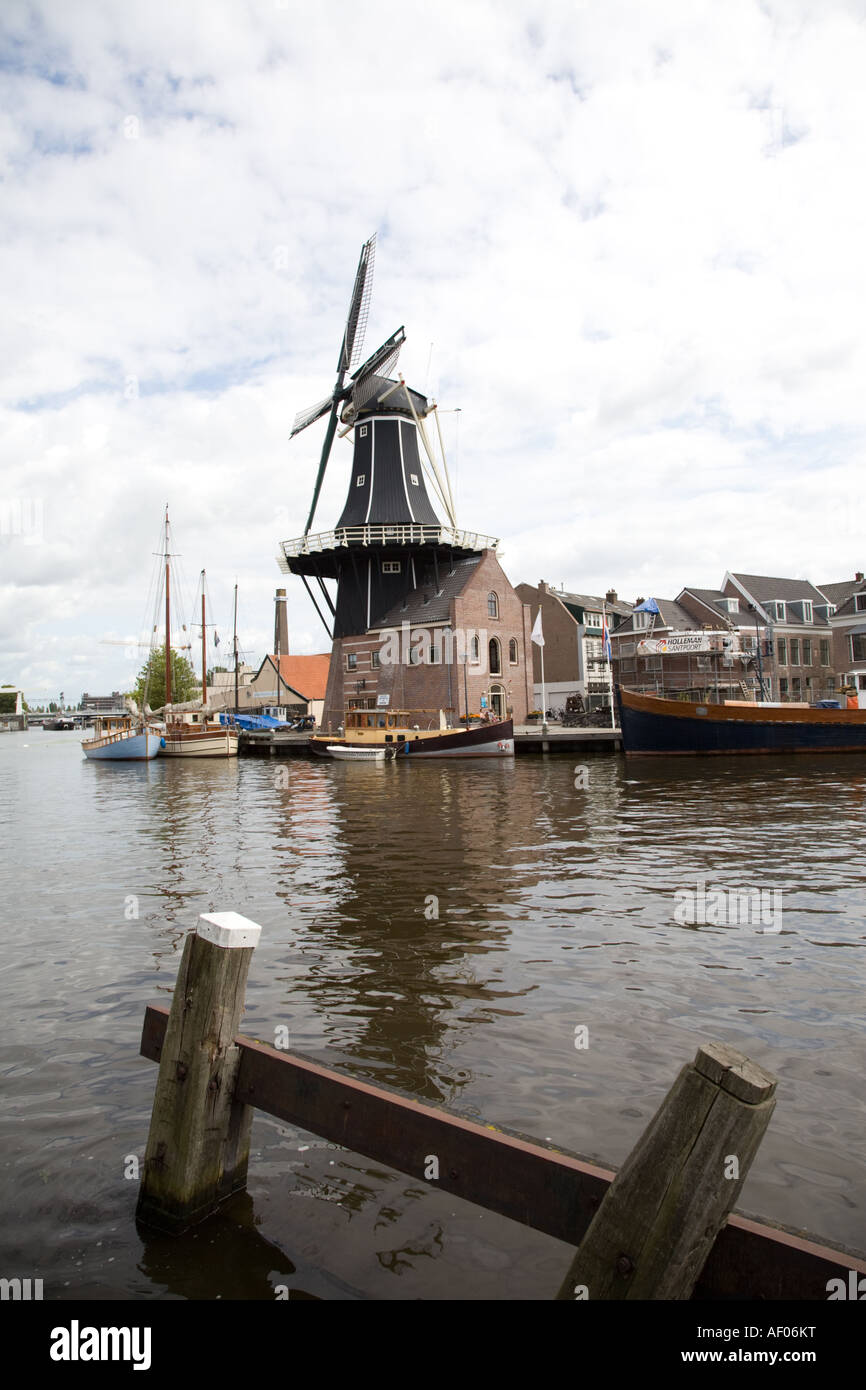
[161,562,238,759]
[617,685,866,757]
[312,709,515,758]
[161,712,239,758]
[82,714,162,761]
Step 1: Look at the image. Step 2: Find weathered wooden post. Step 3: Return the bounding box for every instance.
[136,911,262,1233]
[556,1041,778,1300]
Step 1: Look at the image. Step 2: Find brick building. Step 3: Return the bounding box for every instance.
[820,572,866,706]
[321,549,533,732]
[612,572,846,703]
[514,582,632,712]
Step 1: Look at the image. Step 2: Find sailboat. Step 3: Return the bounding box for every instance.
[82,532,164,762]
[81,711,162,761]
[161,560,239,759]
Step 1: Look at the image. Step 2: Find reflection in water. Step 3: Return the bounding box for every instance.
[1,731,864,1297]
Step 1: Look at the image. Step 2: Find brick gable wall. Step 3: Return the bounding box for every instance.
[320,549,532,730]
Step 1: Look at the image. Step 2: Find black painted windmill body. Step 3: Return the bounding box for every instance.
[279,235,498,640]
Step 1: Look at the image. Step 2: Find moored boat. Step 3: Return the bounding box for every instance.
[159,561,239,759]
[82,714,162,761]
[161,712,239,758]
[617,686,866,757]
[326,744,389,761]
[312,709,514,758]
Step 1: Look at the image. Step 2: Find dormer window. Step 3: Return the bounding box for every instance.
[856,594,866,613]
[802,601,813,623]
[724,598,739,614]
[772,601,786,622]
[633,612,650,630]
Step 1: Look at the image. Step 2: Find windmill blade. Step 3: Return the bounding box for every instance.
[351,327,405,389]
[348,327,406,415]
[304,398,341,535]
[290,393,336,438]
[339,233,376,375]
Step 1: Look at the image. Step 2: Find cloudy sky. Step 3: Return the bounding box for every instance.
[3,0,865,701]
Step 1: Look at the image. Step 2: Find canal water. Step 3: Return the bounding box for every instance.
[1,728,864,1299]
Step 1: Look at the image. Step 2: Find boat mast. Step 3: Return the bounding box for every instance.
[201,571,207,709]
[164,507,172,709]
[233,583,239,713]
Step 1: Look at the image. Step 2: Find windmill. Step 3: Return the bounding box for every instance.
[280,234,497,644]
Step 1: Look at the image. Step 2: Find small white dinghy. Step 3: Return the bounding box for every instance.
[326,744,388,761]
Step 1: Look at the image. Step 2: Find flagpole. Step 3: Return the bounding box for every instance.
[531,606,547,733]
[603,601,616,728]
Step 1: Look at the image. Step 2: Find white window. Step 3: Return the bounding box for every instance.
[382,561,401,574]
[725,598,739,613]
[773,601,786,621]
[359,426,368,437]
[856,594,866,613]
[802,601,813,623]
[633,612,650,630]
[356,474,365,487]
[410,473,419,486]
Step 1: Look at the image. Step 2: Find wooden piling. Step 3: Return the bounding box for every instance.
[556,1041,778,1300]
[136,911,262,1233]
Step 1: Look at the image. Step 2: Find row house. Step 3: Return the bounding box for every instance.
[514,582,633,711]
[611,572,860,705]
[726,574,837,703]
[820,572,866,707]
[609,597,737,699]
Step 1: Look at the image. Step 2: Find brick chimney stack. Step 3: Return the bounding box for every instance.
[856,572,864,582]
[606,588,618,604]
[274,588,289,659]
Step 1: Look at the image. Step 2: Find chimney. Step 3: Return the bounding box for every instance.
[274,588,289,660]
[606,588,617,604]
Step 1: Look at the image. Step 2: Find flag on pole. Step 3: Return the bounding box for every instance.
[602,613,612,662]
[531,609,545,647]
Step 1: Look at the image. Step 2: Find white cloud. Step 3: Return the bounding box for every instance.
[2,0,866,699]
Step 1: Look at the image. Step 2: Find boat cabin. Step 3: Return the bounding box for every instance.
[342,708,449,744]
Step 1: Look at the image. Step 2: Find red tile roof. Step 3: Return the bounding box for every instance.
[258,654,331,700]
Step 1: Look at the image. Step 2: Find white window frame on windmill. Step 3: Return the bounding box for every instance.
[356,474,366,487]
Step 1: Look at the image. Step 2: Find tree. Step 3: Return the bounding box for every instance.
[132,648,200,710]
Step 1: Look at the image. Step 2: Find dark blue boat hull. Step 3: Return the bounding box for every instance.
[617,688,866,757]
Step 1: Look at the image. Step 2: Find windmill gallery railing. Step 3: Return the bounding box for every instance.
[278,524,500,566]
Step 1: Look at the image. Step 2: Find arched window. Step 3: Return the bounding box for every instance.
[489,684,505,717]
[471,634,480,663]
[487,592,499,619]
[489,637,502,675]
[508,638,518,664]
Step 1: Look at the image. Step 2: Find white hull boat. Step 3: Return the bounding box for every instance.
[325,744,389,761]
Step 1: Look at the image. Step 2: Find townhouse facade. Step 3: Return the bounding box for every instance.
[821,572,866,705]
[514,582,633,711]
[611,571,865,705]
